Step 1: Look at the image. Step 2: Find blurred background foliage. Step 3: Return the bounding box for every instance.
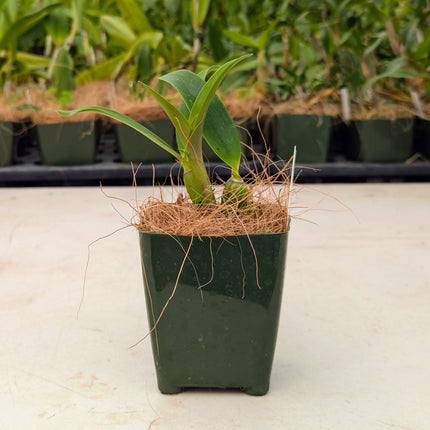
[0,0,429,112]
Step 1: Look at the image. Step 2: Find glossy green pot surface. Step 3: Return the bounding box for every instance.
[139,231,288,395]
[37,121,97,165]
[0,121,14,167]
[115,119,175,163]
[274,113,332,163]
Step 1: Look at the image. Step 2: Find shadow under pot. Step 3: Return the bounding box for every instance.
[273,113,332,163]
[347,117,414,162]
[139,230,288,396]
[0,121,14,167]
[36,121,97,165]
[115,118,176,164]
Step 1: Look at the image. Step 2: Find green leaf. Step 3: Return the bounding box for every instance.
[112,31,163,79]
[115,0,153,34]
[207,21,228,61]
[160,69,242,171]
[44,10,70,45]
[257,19,279,50]
[138,82,192,144]
[76,55,123,84]
[56,106,181,159]
[362,57,430,94]
[0,2,63,50]
[363,32,386,57]
[320,24,336,56]
[157,35,191,65]
[132,31,163,50]
[136,44,153,83]
[51,47,75,98]
[413,28,430,60]
[0,0,8,13]
[191,0,211,28]
[223,29,259,50]
[100,15,136,44]
[15,52,50,70]
[71,0,85,34]
[188,55,252,132]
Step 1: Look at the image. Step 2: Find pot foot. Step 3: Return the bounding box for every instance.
[244,383,269,396]
[158,382,182,394]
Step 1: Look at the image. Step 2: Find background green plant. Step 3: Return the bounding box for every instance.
[1,0,430,111]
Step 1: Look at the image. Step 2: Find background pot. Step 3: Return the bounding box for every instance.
[139,231,288,395]
[347,117,414,162]
[273,113,332,163]
[413,117,430,159]
[115,118,175,164]
[0,121,14,166]
[36,121,97,165]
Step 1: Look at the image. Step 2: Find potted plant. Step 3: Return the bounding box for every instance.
[265,13,337,163]
[347,108,415,163]
[270,97,336,163]
[58,55,292,395]
[0,89,36,167]
[29,80,107,166]
[324,3,427,163]
[32,110,99,166]
[0,1,64,166]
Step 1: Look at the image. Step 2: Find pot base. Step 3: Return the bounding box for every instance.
[157,382,270,396]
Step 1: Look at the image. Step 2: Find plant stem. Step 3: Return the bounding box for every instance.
[182,152,215,205]
[181,120,215,205]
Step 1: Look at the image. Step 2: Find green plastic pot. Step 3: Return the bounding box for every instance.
[115,118,175,163]
[37,121,97,165]
[350,117,414,162]
[139,231,288,395]
[273,113,332,163]
[0,121,14,167]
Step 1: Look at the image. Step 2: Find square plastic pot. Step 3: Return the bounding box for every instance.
[139,231,288,395]
[348,117,414,162]
[115,118,175,164]
[273,113,332,163]
[36,121,97,165]
[0,121,14,167]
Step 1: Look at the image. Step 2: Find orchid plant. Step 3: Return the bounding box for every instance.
[57,54,251,205]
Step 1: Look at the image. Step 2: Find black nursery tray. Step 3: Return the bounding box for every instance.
[1,160,430,187]
[1,131,430,186]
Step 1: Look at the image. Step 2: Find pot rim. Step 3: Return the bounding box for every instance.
[137,229,289,239]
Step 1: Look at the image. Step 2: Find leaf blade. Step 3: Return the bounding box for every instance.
[138,82,192,146]
[160,67,243,171]
[188,54,251,130]
[0,2,63,50]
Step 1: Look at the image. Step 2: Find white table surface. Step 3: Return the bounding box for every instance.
[1,183,429,429]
